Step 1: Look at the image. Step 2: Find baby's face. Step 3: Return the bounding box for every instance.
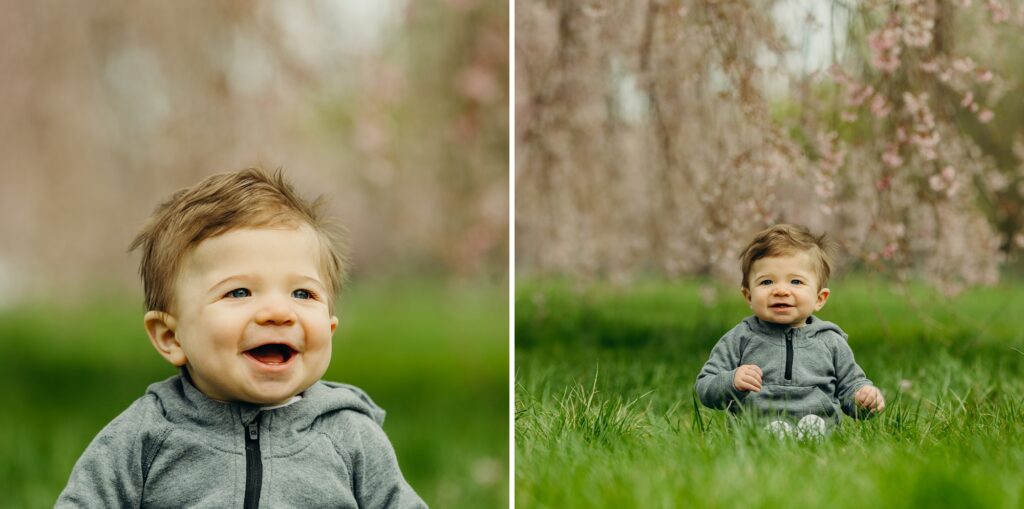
[742,252,829,328]
[169,225,337,406]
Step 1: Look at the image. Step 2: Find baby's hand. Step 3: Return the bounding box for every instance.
[733,364,762,392]
[855,385,885,413]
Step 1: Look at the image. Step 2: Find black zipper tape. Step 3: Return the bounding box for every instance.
[243,418,262,509]
[784,330,794,381]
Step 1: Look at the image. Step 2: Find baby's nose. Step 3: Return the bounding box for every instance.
[255,297,296,325]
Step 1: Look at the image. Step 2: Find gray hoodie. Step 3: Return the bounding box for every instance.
[56,373,427,508]
[695,315,873,424]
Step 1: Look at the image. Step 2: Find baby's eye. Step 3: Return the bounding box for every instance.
[758,279,773,286]
[791,279,804,285]
[292,289,314,300]
[226,288,251,298]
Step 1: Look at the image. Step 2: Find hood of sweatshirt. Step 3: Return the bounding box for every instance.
[145,369,386,446]
[741,315,846,347]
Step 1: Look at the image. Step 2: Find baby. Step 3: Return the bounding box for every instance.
[57,168,426,508]
[695,224,884,436]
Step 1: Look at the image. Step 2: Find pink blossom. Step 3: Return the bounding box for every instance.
[961,91,974,108]
[882,145,903,168]
[919,146,938,161]
[882,243,898,260]
[979,109,995,123]
[903,92,919,112]
[868,24,898,52]
[902,0,936,48]
[903,92,928,113]
[867,19,902,74]
[948,181,961,196]
[841,110,858,123]
[816,132,845,172]
[870,95,891,118]
[912,131,940,148]
[930,166,960,197]
[987,0,1010,22]
[978,69,993,82]
[919,59,940,73]
[829,65,851,86]
[845,83,874,107]
[876,176,893,191]
[952,57,976,73]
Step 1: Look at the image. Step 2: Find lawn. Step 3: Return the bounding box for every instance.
[0,278,508,509]
[515,276,1024,508]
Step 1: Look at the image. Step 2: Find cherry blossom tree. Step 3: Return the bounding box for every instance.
[516,0,1024,294]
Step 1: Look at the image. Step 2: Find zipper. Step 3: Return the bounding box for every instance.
[784,329,794,381]
[243,417,263,509]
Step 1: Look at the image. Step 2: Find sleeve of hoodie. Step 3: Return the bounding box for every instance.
[55,396,168,508]
[694,325,749,409]
[342,412,428,509]
[832,332,875,419]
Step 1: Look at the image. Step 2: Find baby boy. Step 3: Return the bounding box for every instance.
[695,224,884,435]
[57,168,426,508]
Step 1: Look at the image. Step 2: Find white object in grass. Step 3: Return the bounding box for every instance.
[765,415,826,440]
[796,414,826,440]
[765,420,793,439]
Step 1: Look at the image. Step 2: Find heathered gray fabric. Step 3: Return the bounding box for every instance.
[695,315,874,424]
[56,373,427,508]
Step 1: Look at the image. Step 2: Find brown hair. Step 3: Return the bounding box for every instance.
[129,167,347,313]
[739,224,836,289]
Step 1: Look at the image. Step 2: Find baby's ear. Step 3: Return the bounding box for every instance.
[330,315,339,334]
[815,287,831,311]
[144,311,186,366]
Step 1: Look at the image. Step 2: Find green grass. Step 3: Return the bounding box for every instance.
[0,278,508,509]
[516,275,1024,508]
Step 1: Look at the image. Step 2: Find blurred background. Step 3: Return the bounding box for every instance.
[0,1,508,507]
[516,0,1024,292]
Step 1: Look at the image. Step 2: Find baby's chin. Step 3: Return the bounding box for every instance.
[240,379,319,406]
[242,390,306,407]
[757,314,810,327]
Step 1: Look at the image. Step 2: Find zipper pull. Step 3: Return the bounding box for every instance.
[248,421,259,441]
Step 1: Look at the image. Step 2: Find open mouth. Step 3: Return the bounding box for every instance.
[245,344,297,365]
[770,304,793,309]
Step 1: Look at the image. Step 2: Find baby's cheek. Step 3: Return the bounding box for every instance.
[308,339,332,366]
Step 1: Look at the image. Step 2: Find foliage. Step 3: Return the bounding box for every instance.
[0,1,508,303]
[516,0,1024,294]
[316,0,509,278]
